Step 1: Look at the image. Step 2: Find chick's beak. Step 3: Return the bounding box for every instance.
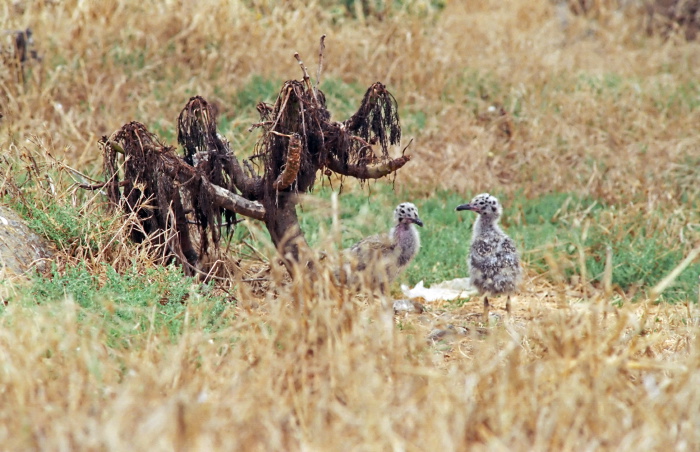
[413,217,424,227]
[455,203,475,212]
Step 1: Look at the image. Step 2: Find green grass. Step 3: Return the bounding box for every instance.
[10,172,697,310]
[402,109,427,136]
[576,73,625,98]
[150,119,177,144]
[21,262,233,347]
[1,178,237,347]
[234,75,282,111]
[654,79,700,113]
[291,186,699,301]
[318,78,368,119]
[442,69,504,111]
[5,191,116,255]
[109,45,148,73]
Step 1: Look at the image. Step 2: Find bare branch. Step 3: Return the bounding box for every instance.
[248,120,273,132]
[316,34,326,91]
[79,180,130,190]
[160,154,266,221]
[294,51,323,108]
[294,52,312,92]
[208,182,266,221]
[47,153,102,184]
[326,154,411,179]
[269,85,294,133]
[229,154,262,199]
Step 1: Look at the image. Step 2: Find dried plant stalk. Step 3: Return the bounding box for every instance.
[273,133,302,191]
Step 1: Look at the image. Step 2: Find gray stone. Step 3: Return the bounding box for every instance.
[427,324,469,342]
[0,205,54,275]
[392,298,425,314]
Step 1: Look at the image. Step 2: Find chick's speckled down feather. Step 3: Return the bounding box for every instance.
[469,222,520,294]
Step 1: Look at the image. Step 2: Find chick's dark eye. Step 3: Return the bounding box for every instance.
[492,206,497,212]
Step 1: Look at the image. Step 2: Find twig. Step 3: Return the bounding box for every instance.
[351,135,374,148]
[174,172,199,188]
[269,130,294,138]
[243,159,256,178]
[400,138,414,155]
[248,121,274,132]
[316,34,326,92]
[78,180,131,190]
[269,85,293,134]
[294,52,312,92]
[242,239,269,262]
[294,52,318,105]
[47,153,101,184]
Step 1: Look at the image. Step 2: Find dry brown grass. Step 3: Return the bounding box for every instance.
[2,0,700,450]
[2,269,700,450]
[3,0,699,204]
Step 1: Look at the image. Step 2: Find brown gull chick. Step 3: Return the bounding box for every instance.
[456,193,521,319]
[342,202,423,294]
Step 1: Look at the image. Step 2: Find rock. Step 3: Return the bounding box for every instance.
[0,205,54,275]
[393,298,425,314]
[427,324,469,342]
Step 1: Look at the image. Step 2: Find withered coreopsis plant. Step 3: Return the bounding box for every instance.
[87,37,411,277]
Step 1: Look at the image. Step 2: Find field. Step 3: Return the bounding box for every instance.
[2,0,700,450]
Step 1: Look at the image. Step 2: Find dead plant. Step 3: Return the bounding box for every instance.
[88,37,411,275]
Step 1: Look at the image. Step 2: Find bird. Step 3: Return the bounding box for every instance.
[340,202,424,294]
[456,193,521,320]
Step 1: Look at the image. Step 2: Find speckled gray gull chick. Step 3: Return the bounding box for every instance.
[342,202,423,294]
[456,193,521,319]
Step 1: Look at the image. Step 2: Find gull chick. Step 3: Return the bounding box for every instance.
[343,202,423,293]
[456,193,521,319]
